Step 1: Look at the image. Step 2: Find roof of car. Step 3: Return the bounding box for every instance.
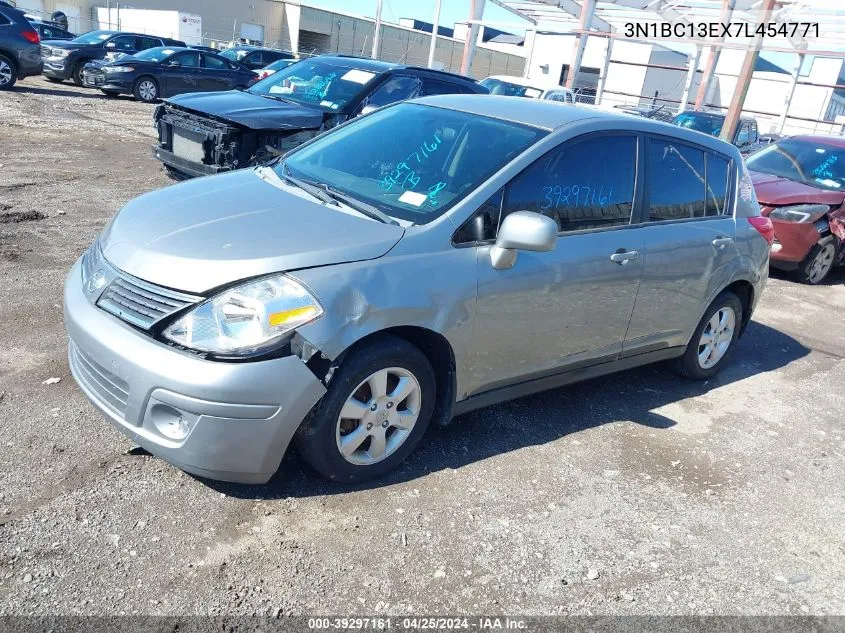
[411,95,742,153]
[484,75,571,91]
[789,135,845,148]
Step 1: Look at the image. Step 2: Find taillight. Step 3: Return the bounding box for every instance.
[21,29,40,44]
[748,216,774,245]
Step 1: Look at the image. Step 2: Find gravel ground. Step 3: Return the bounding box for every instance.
[1,77,844,618]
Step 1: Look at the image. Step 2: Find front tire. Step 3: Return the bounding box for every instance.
[295,335,436,483]
[0,54,17,90]
[71,61,87,86]
[676,291,743,380]
[797,236,837,285]
[133,77,159,103]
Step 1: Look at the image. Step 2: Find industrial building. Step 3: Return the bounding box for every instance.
[11,0,845,136]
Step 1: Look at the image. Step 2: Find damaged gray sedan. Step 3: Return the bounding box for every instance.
[65,96,770,484]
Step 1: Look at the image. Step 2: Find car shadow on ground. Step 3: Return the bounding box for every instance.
[198,321,810,500]
[769,266,845,286]
[13,84,135,101]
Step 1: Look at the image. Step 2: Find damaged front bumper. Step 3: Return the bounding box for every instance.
[64,258,327,484]
[151,103,320,179]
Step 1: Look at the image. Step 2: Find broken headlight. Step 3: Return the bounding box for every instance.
[768,204,829,223]
[163,274,323,356]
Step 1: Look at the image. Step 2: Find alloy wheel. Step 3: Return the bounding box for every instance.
[697,306,736,369]
[138,80,157,101]
[335,367,422,466]
[808,243,835,284]
[0,60,12,87]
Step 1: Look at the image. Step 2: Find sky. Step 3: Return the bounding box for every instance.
[306,0,528,33]
[306,0,841,74]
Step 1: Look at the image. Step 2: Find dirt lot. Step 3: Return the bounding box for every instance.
[1,77,845,617]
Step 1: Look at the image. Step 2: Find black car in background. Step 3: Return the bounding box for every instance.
[83,46,256,102]
[41,30,185,86]
[29,20,74,41]
[0,2,41,90]
[671,110,761,155]
[219,45,294,71]
[152,55,487,179]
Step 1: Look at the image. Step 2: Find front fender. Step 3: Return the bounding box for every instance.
[292,245,478,400]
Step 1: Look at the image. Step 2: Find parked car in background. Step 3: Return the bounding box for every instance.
[41,30,185,86]
[671,110,760,155]
[0,2,41,90]
[67,97,770,484]
[479,75,575,104]
[219,45,294,71]
[82,46,256,102]
[254,56,298,81]
[28,19,74,41]
[746,135,845,284]
[152,55,487,179]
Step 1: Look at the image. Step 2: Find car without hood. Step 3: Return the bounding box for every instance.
[151,55,487,179]
[65,96,770,485]
[746,135,845,284]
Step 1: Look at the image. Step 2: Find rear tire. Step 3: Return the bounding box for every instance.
[133,77,159,103]
[0,54,17,91]
[797,236,837,285]
[295,335,436,483]
[675,291,743,380]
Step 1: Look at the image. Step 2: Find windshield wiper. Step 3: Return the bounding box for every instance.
[280,166,338,206]
[282,165,399,226]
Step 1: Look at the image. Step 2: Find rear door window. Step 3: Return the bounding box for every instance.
[420,78,460,96]
[137,36,162,50]
[705,153,731,216]
[646,138,706,220]
[202,53,228,69]
[503,134,638,232]
[365,75,422,108]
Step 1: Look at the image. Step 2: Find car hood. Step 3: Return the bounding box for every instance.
[165,90,325,130]
[42,41,86,50]
[100,168,404,294]
[749,170,845,207]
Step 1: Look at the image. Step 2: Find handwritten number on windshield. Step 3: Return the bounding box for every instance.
[380,133,444,192]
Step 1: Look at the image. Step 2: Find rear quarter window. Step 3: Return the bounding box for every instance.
[0,12,11,25]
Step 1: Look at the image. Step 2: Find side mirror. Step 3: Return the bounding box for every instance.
[490,211,557,270]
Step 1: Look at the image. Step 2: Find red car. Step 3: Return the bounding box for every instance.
[746,135,845,284]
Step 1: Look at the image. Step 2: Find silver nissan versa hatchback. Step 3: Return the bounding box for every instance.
[64,96,772,484]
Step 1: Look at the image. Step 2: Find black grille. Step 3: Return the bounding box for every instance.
[97,275,200,330]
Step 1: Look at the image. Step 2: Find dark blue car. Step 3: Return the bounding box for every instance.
[82,46,257,102]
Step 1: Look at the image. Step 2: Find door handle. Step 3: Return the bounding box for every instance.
[609,250,639,265]
[712,237,734,250]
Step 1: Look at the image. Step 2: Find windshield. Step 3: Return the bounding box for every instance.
[479,78,542,99]
[249,59,380,111]
[72,30,115,45]
[671,111,725,137]
[278,103,546,224]
[219,47,250,61]
[746,138,845,192]
[132,47,177,62]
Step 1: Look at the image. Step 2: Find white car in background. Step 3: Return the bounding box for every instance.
[479,75,575,104]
